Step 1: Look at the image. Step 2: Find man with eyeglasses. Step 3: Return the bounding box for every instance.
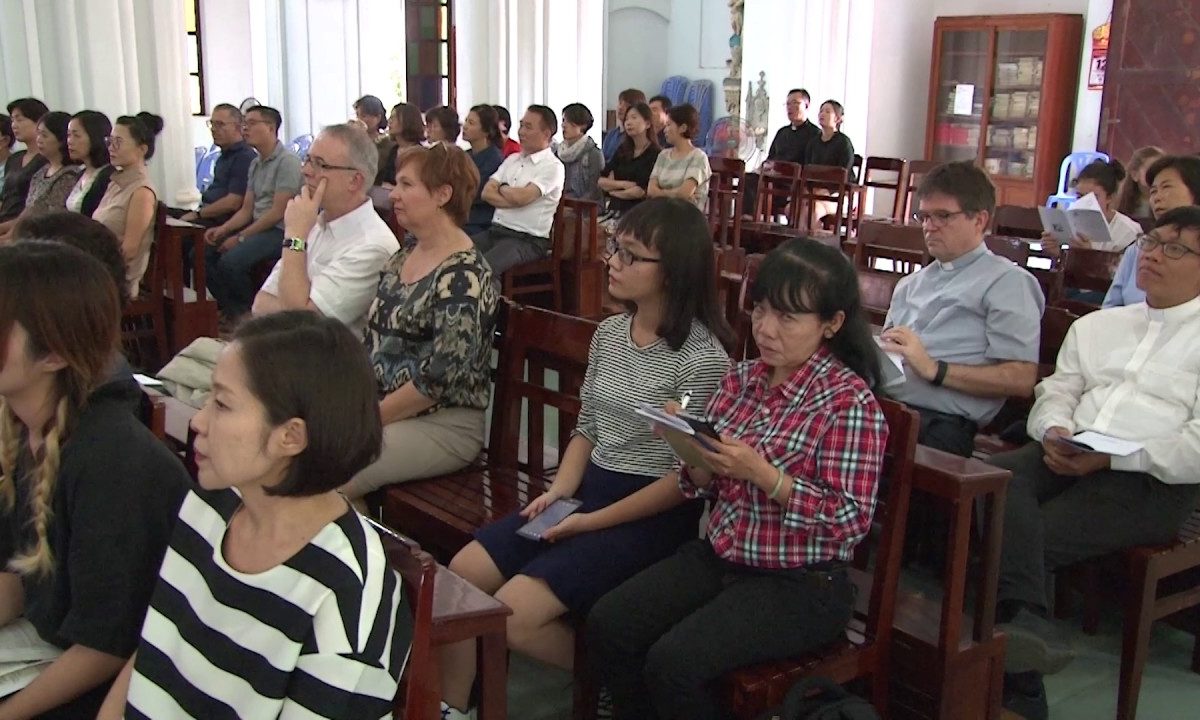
[250,123,398,336]
[742,88,818,216]
[985,205,1200,720]
[204,105,303,321]
[175,103,257,227]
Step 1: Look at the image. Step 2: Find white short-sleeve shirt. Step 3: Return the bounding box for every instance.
[259,198,399,335]
[491,146,565,238]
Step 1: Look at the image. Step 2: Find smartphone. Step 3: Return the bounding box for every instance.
[517,498,584,541]
[678,411,721,451]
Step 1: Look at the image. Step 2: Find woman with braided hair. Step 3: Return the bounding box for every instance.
[0,242,190,718]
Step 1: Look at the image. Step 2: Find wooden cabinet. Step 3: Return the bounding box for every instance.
[925,14,1084,206]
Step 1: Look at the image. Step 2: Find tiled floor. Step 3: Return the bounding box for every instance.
[500,595,1200,720]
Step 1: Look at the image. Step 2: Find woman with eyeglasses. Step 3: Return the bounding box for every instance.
[1103,155,1200,308]
[588,238,887,720]
[64,110,115,218]
[92,113,163,298]
[436,198,731,720]
[0,112,80,241]
[341,143,497,507]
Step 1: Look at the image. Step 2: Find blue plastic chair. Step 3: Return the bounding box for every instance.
[1046,151,1110,208]
[194,146,207,172]
[684,79,714,143]
[660,76,689,107]
[289,134,314,158]
[196,146,221,192]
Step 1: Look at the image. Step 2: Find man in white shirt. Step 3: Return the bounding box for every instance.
[252,123,399,336]
[472,105,565,280]
[990,205,1200,720]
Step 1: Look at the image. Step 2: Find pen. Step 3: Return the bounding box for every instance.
[679,391,691,410]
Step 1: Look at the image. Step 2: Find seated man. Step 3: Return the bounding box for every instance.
[648,94,671,147]
[743,88,819,215]
[472,104,564,280]
[178,103,257,227]
[203,105,303,321]
[989,205,1200,720]
[881,160,1043,456]
[601,88,646,163]
[252,123,399,335]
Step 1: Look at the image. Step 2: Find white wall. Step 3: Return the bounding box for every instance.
[605,2,670,124]
[664,0,728,102]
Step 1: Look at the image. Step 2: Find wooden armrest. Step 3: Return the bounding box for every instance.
[914,445,1010,501]
[430,565,512,645]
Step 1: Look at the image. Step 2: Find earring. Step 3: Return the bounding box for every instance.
[823,330,834,339]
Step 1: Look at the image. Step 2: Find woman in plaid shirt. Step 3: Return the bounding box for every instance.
[586,238,890,720]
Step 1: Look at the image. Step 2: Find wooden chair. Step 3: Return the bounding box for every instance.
[853,220,929,274]
[721,399,920,717]
[379,302,599,561]
[502,204,566,312]
[138,390,168,442]
[365,518,440,720]
[708,156,746,250]
[797,165,851,239]
[1060,246,1123,296]
[857,269,901,326]
[555,198,605,319]
[854,156,909,226]
[727,254,764,360]
[161,219,219,352]
[749,160,803,225]
[122,203,170,370]
[992,205,1044,240]
[984,234,1032,267]
[901,160,939,222]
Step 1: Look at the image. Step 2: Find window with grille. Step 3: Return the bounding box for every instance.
[185,0,207,116]
[405,0,456,110]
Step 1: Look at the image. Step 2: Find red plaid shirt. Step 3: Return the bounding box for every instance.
[680,348,888,568]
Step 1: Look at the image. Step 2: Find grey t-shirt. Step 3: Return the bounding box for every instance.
[247,141,303,227]
[883,242,1044,424]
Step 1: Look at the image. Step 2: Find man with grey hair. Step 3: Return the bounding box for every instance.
[252,123,399,334]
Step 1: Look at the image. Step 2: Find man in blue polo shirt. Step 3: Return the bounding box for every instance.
[180,103,257,227]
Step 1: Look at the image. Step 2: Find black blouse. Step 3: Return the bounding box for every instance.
[0,151,48,222]
[602,145,662,216]
[804,132,857,180]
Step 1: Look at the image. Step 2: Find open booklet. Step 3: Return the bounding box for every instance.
[873,336,907,388]
[634,404,717,472]
[1054,431,1144,457]
[1038,192,1113,248]
[0,619,63,697]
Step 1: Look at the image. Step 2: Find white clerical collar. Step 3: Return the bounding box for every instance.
[936,242,988,272]
[1144,294,1200,324]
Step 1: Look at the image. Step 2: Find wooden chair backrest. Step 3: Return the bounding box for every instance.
[862,399,919,647]
[854,219,929,273]
[730,254,765,360]
[860,156,909,222]
[1040,305,1080,367]
[708,156,746,249]
[138,390,168,442]
[752,160,803,224]
[364,517,439,720]
[857,269,901,326]
[798,164,851,234]
[901,159,940,221]
[555,197,602,263]
[491,304,600,478]
[985,234,1031,267]
[992,205,1044,240]
[1062,246,1124,292]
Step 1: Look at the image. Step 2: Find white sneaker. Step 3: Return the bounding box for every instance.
[440,701,477,720]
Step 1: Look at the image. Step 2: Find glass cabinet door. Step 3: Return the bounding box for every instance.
[984,29,1048,180]
[932,29,990,164]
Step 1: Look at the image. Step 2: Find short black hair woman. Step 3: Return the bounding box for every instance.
[65,110,115,218]
[586,237,889,720]
[647,103,711,211]
[101,311,406,717]
[435,198,732,719]
[0,111,80,241]
[0,242,190,718]
[555,102,604,202]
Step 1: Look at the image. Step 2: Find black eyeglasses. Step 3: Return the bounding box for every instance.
[1137,233,1200,260]
[302,155,358,173]
[912,209,968,226]
[604,240,661,266]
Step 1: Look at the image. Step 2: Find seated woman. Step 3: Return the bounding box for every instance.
[1115,145,1165,221]
[804,100,856,176]
[100,311,406,718]
[587,238,889,720]
[1104,154,1200,308]
[340,144,497,504]
[648,104,711,211]
[555,102,604,202]
[0,242,190,718]
[425,106,462,144]
[65,110,115,218]
[0,111,80,240]
[437,198,732,720]
[462,104,505,236]
[377,102,425,187]
[598,101,660,219]
[92,112,162,298]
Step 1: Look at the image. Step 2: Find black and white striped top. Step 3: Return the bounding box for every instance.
[576,314,730,477]
[126,489,406,719]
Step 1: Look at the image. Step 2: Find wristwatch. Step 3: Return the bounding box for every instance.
[282,236,307,252]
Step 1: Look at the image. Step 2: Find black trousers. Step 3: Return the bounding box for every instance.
[585,539,855,720]
[990,442,1200,612]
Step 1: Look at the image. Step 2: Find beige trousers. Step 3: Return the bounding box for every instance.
[342,406,486,499]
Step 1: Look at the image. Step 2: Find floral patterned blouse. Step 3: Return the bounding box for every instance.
[364,243,498,414]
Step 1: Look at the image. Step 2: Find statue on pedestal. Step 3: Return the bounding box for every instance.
[745,71,769,150]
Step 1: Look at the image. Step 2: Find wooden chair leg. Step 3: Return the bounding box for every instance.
[572,626,598,720]
[1054,566,1075,620]
[1192,628,1200,674]
[1080,562,1102,636]
[1117,556,1157,720]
